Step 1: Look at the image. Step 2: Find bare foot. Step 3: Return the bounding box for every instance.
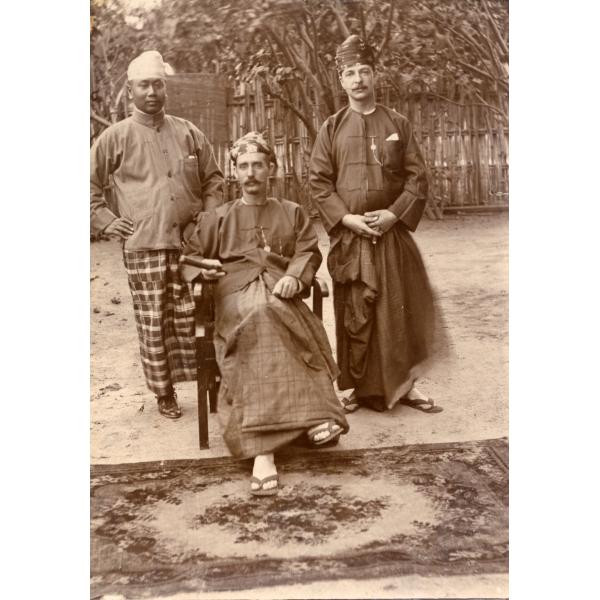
[402,384,442,413]
[307,421,343,444]
[251,453,278,492]
[406,384,429,402]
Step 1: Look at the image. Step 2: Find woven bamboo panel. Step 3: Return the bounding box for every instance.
[226,81,509,211]
[166,73,229,147]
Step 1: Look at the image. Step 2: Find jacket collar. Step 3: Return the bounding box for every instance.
[131,106,166,128]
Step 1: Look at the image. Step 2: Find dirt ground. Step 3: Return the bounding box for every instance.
[90,213,508,464]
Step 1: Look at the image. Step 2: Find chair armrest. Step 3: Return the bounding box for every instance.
[298,277,329,299]
[308,277,329,319]
[313,277,329,298]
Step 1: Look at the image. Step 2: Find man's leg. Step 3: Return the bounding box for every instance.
[250,453,279,496]
[405,385,428,402]
[123,249,183,418]
[401,383,442,413]
[162,252,197,385]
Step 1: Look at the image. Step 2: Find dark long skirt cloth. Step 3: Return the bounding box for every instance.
[330,224,449,410]
[213,273,349,459]
[123,249,196,396]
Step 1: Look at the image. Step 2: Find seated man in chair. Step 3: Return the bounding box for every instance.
[180,132,349,496]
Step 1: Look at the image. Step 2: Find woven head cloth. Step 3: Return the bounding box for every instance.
[335,34,375,73]
[127,50,173,81]
[230,131,276,165]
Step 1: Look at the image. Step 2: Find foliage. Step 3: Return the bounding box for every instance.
[90,0,508,142]
[395,0,509,118]
[90,0,146,136]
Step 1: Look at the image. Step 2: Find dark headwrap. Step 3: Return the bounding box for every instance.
[229,131,276,165]
[335,35,375,73]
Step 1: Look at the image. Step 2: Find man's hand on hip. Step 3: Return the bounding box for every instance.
[363,209,397,233]
[341,214,383,239]
[104,217,134,239]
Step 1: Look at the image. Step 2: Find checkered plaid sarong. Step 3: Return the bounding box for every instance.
[214,274,348,458]
[123,249,196,396]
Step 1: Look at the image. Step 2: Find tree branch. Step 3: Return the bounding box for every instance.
[479,25,506,76]
[418,1,499,79]
[474,90,507,123]
[257,24,322,127]
[470,18,506,77]
[426,89,507,119]
[92,111,112,127]
[481,0,509,58]
[263,23,327,109]
[287,43,331,119]
[298,23,316,56]
[330,0,351,38]
[261,77,317,141]
[385,77,507,121]
[114,80,128,113]
[358,2,367,41]
[375,0,396,61]
[303,11,337,115]
[456,59,508,92]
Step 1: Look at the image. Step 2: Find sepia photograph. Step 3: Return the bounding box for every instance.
[89,0,509,598]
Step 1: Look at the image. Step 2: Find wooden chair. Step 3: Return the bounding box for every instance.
[180,255,329,449]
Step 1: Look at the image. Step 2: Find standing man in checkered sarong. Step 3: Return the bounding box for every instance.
[310,35,446,415]
[91,50,224,419]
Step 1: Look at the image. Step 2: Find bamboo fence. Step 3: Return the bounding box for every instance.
[381,89,509,213]
[218,80,316,208]
[93,74,508,216]
[222,80,509,215]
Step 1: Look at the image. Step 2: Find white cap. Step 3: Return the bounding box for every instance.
[127,50,174,81]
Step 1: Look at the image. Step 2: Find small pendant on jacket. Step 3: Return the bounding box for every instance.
[260,226,271,252]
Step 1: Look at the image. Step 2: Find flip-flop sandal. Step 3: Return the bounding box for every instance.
[307,421,343,446]
[250,474,279,496]
[401,398,443,413]
[157,397,182,419]
[340,394,360,413]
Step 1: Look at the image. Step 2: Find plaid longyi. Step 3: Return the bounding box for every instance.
[123,249,196,396]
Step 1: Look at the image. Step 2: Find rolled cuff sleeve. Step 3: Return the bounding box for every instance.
[284,206,322,288]
[388,123,429,231]
[389,192,426,232]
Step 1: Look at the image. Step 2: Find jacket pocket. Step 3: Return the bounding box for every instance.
[382,139,404,174]
[181,156,202,193]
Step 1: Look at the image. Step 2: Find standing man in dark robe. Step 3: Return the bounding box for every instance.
[310,35,443,414]
[181,132,348,496]
[91,50,224,419]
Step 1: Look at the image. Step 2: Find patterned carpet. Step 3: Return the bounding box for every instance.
[91,438,508,597]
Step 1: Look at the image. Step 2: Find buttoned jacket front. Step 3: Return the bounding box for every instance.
[90,107,224,250]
